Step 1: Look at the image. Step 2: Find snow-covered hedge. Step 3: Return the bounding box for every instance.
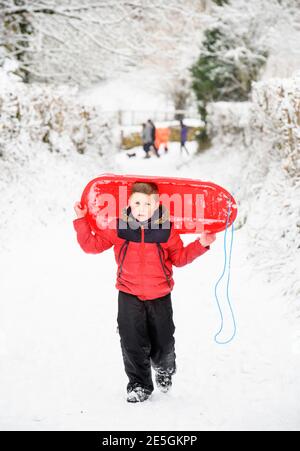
[0,69,119,162]
[206,101,253,148]
[251,76,300,178]
[207,74,300,311]
[207,74,300,180]
[0,69,120,253]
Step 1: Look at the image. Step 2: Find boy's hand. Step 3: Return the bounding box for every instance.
[198,232,216,247]
[74,201,88,219]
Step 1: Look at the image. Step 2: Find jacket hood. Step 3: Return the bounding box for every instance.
[121,204,170,229]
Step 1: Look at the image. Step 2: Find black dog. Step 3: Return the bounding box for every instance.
[126,152,136,158]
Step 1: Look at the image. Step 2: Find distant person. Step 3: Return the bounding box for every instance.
[142,123,151,158]
[155,127,170,154]
[180,120,189,155]
[148,119,160,158]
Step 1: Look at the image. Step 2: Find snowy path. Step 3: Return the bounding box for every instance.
[1,142,299,431]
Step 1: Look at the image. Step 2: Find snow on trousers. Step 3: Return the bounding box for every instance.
[117,290,176,393]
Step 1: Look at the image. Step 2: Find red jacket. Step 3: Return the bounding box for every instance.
[73,205,209,301]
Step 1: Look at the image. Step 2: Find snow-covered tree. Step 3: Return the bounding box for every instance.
[0,0,206,87]
[191,0,273,118]
[190,0,300,143]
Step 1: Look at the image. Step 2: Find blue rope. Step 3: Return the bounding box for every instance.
[213,201,236,345]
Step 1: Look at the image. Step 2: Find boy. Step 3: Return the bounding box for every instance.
[73,181,216,403]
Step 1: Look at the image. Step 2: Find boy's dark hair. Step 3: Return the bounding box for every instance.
[130,182,159,196]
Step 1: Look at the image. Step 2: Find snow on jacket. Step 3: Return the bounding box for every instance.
[73,204,210,301]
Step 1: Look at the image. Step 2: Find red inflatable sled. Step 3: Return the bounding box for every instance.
[80,173,237,234]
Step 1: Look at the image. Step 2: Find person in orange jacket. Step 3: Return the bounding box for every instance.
[155,127,170,154]
[73,181,216,403]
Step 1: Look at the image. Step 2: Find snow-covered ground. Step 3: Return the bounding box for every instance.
[0,141,299,431]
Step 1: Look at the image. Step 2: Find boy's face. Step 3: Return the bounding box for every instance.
[129,192,159,222]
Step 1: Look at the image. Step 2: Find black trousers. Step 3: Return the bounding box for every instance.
[117,290,176,393]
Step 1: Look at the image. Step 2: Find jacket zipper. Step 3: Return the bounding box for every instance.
[140,225,145,294]
[156,243,172,288]
[117,240,129,280]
